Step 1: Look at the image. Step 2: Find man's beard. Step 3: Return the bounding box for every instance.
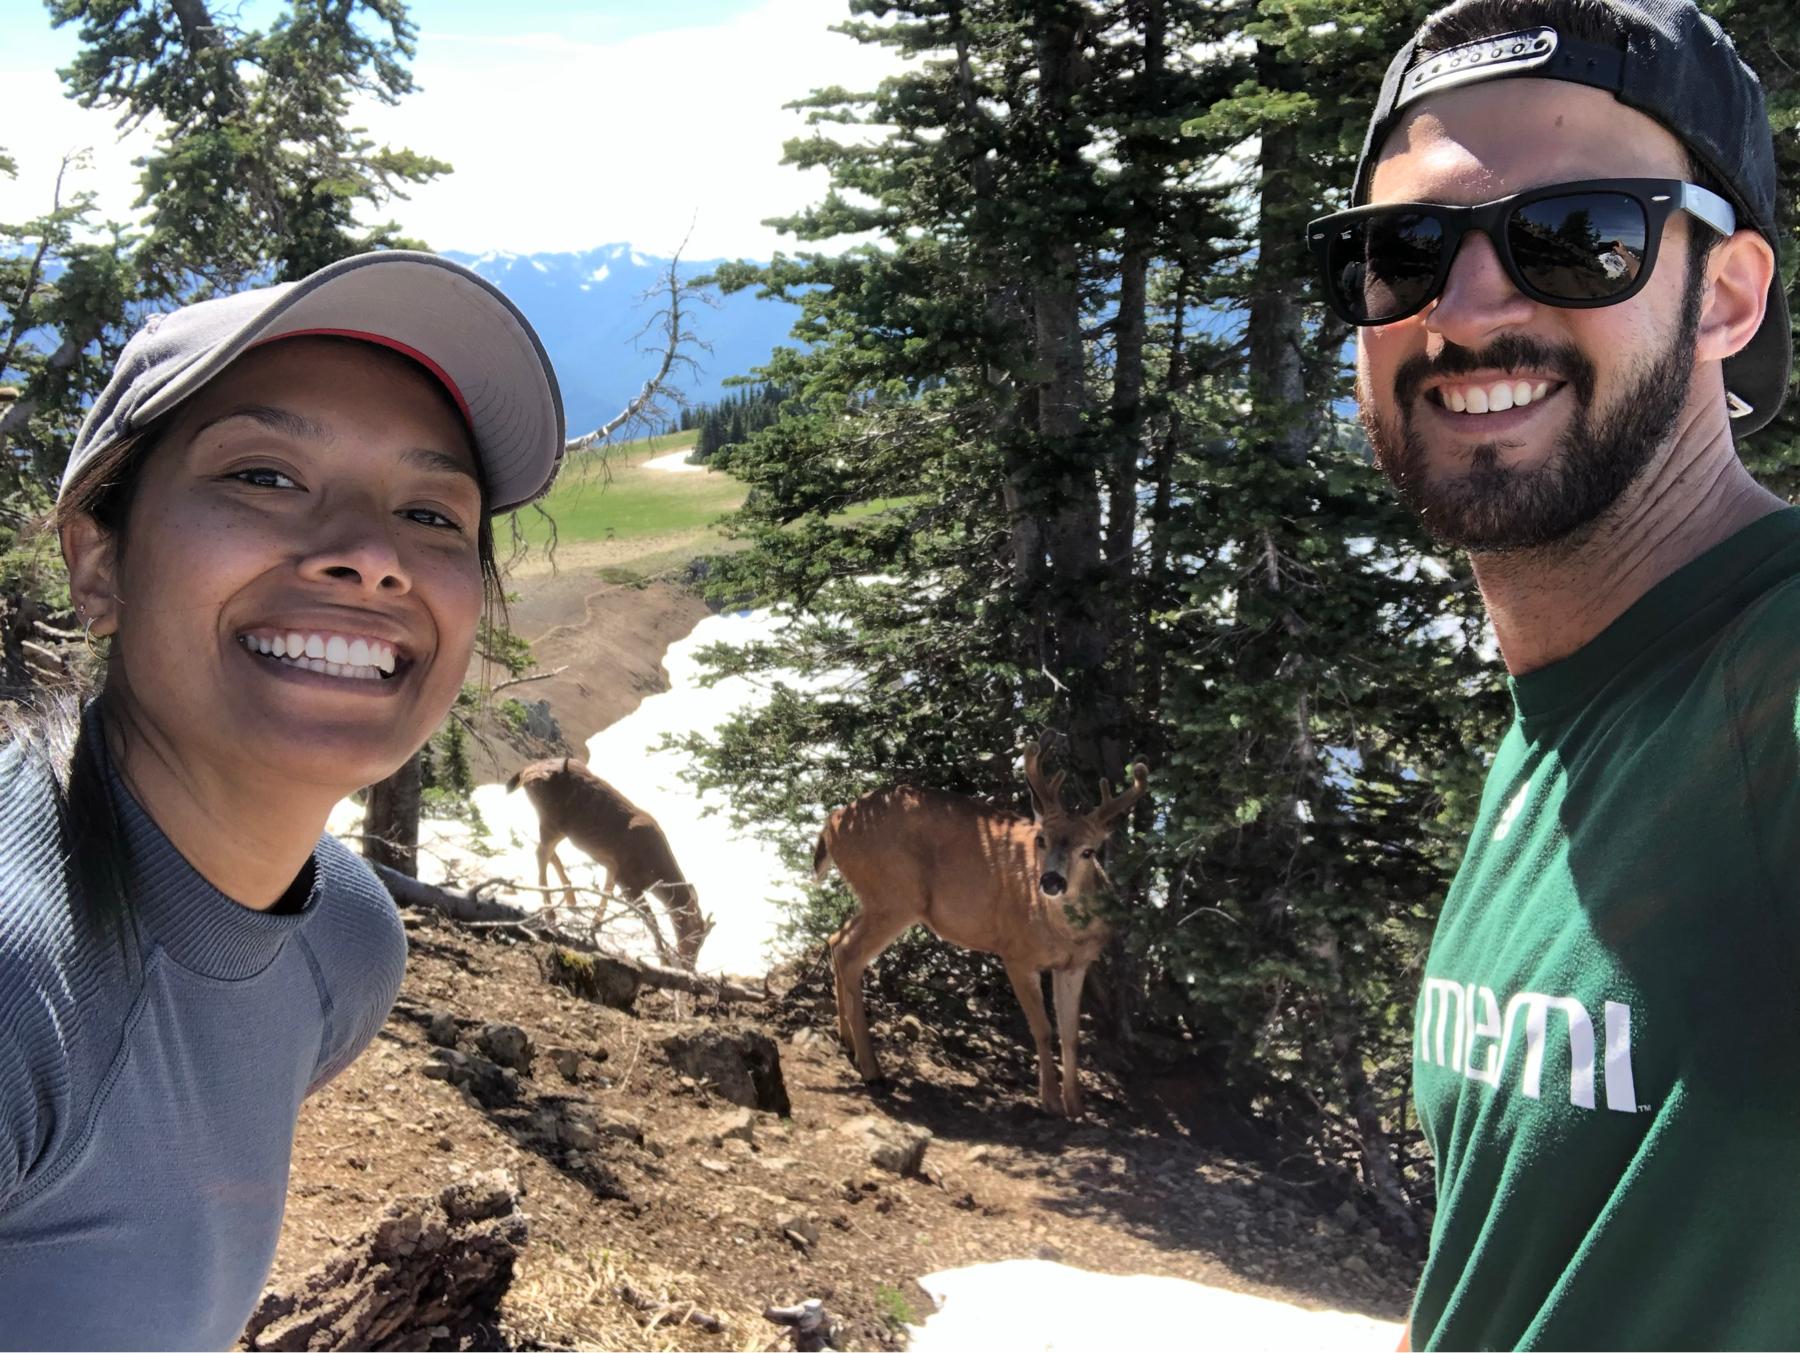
[1363,296,1702,554]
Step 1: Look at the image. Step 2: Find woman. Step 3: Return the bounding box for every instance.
[0,252,563,1350]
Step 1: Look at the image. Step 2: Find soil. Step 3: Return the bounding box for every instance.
[271,925,1419,1351]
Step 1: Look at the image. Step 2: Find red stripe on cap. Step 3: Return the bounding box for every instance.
[250,328,474,428]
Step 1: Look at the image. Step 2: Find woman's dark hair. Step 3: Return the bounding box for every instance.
[1417,0,1732,288]
[13,337,508,961]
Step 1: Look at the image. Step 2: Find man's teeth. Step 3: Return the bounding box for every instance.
[240,632,397,679]
[1443,379,1553,414]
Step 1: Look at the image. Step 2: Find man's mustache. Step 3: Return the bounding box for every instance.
[1394,334,1597,410]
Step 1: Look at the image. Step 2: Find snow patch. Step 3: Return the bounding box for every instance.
[329,608,842,979]
[530,259,548,273]
[907,1261,1402,1353]
[589,263,611,284]
[642,450,702,473]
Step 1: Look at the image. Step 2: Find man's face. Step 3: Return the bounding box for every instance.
[1358,80,1705,552]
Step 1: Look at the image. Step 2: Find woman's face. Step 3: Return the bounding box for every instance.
[71,337,487,795]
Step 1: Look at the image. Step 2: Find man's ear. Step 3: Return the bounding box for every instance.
[60,514,121,638]
[1696,227,1775,364]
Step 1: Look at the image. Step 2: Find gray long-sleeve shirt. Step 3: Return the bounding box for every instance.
[0,739,407,1351]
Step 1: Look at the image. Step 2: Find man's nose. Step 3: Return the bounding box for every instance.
[1423,229,1537,348]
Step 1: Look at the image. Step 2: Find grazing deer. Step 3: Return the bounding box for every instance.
[505,757,712,968]
[812,747,1149,1117]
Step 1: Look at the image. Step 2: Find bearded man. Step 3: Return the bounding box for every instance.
[1309,0,1795,1347]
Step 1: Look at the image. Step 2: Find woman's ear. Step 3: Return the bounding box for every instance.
[61,514,121,638]
[1696,227,1776,364]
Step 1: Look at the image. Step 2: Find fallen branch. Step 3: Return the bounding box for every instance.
[371,864,764,1003]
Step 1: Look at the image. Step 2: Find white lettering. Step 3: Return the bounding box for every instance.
[1604,1000,1638,1114]
[1462,984,1502,1086]
[1418,977,1638,1114]
[1500,992,1595,1109]
[1420,978,1465,1071]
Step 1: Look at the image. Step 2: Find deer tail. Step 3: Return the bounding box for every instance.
[811,826,834,881]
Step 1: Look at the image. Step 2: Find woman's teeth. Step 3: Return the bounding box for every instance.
[1441,379,1553,415]
[239,632,398,681]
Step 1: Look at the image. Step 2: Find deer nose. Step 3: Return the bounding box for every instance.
[1039,872,1066,896]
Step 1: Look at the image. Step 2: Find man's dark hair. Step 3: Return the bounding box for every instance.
[1415,0,1727,285]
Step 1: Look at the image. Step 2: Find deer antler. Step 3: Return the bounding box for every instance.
[1023,744,1065,817]
[1095,761,1150,825]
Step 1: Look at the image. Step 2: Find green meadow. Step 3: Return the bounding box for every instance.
[507,428,913,582]
[516,430,746,546]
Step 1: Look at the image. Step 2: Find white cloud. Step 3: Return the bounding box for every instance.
[0,71,161,231]
[1,0,902,260]
[358,0,901,258]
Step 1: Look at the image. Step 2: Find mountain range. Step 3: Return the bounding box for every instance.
[444,245,800,441]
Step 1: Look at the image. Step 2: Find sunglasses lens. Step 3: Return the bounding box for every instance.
[1326,213,1444,323]
[1508,192,1648,300]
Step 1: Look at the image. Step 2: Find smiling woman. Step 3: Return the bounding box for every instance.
[0,252,563,1351]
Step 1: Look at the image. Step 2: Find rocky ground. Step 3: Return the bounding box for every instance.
[253,915,1420,1351]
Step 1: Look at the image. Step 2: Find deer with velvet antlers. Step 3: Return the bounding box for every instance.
[812,746,1149,1117]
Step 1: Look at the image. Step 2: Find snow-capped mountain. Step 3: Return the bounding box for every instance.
[445,244,800,440]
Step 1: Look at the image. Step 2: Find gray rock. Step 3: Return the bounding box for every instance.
[1335,1200,1361,1228]
[539,948,639,1010]
[547,1046,583,1082]
[717,1108,757,1146]
[840,1115,931,1176]
[660,1026,791,1114]
[462,1056,522,1108]
[425,1010,459,1048]
[777,1214,821,1251]
[422,1048,469,1082]
[476,1023,534,1075]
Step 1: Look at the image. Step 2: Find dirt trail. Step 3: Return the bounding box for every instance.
[462,574,711,785]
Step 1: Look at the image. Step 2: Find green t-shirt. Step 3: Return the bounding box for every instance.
[1413,507,1800,1352]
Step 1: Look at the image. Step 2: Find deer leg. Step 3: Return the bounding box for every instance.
[1003,960,1060,1116]
[1051,964,1089,1118]
[541,843,578,910]
[829,907,914,1083]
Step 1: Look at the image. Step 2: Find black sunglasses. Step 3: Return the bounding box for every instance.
[1307,178,1735,326]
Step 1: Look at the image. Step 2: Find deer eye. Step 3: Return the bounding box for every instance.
[1035,835,1046,851]
[1081,848,1096,859]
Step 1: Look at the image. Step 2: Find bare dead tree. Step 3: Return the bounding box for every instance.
[564,227,714,457]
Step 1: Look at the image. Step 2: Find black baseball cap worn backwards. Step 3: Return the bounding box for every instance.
[1353,0,1791,438]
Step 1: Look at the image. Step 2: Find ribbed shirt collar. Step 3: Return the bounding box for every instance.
[87,703,322,980]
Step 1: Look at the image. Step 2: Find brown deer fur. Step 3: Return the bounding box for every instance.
[813,748,1148,1116]
[505,757,711,968]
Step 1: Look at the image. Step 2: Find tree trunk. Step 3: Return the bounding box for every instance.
[1029,2,1116,780]
[363,752,422,877]
[1246,45,1311,470]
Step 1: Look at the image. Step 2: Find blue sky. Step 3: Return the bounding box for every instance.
[1,0,894,258]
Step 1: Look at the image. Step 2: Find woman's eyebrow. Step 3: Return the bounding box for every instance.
[400,446,481,484]
[192,403,329,443]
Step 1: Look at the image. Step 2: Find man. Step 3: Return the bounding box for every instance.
[1309,1,1795,1347]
